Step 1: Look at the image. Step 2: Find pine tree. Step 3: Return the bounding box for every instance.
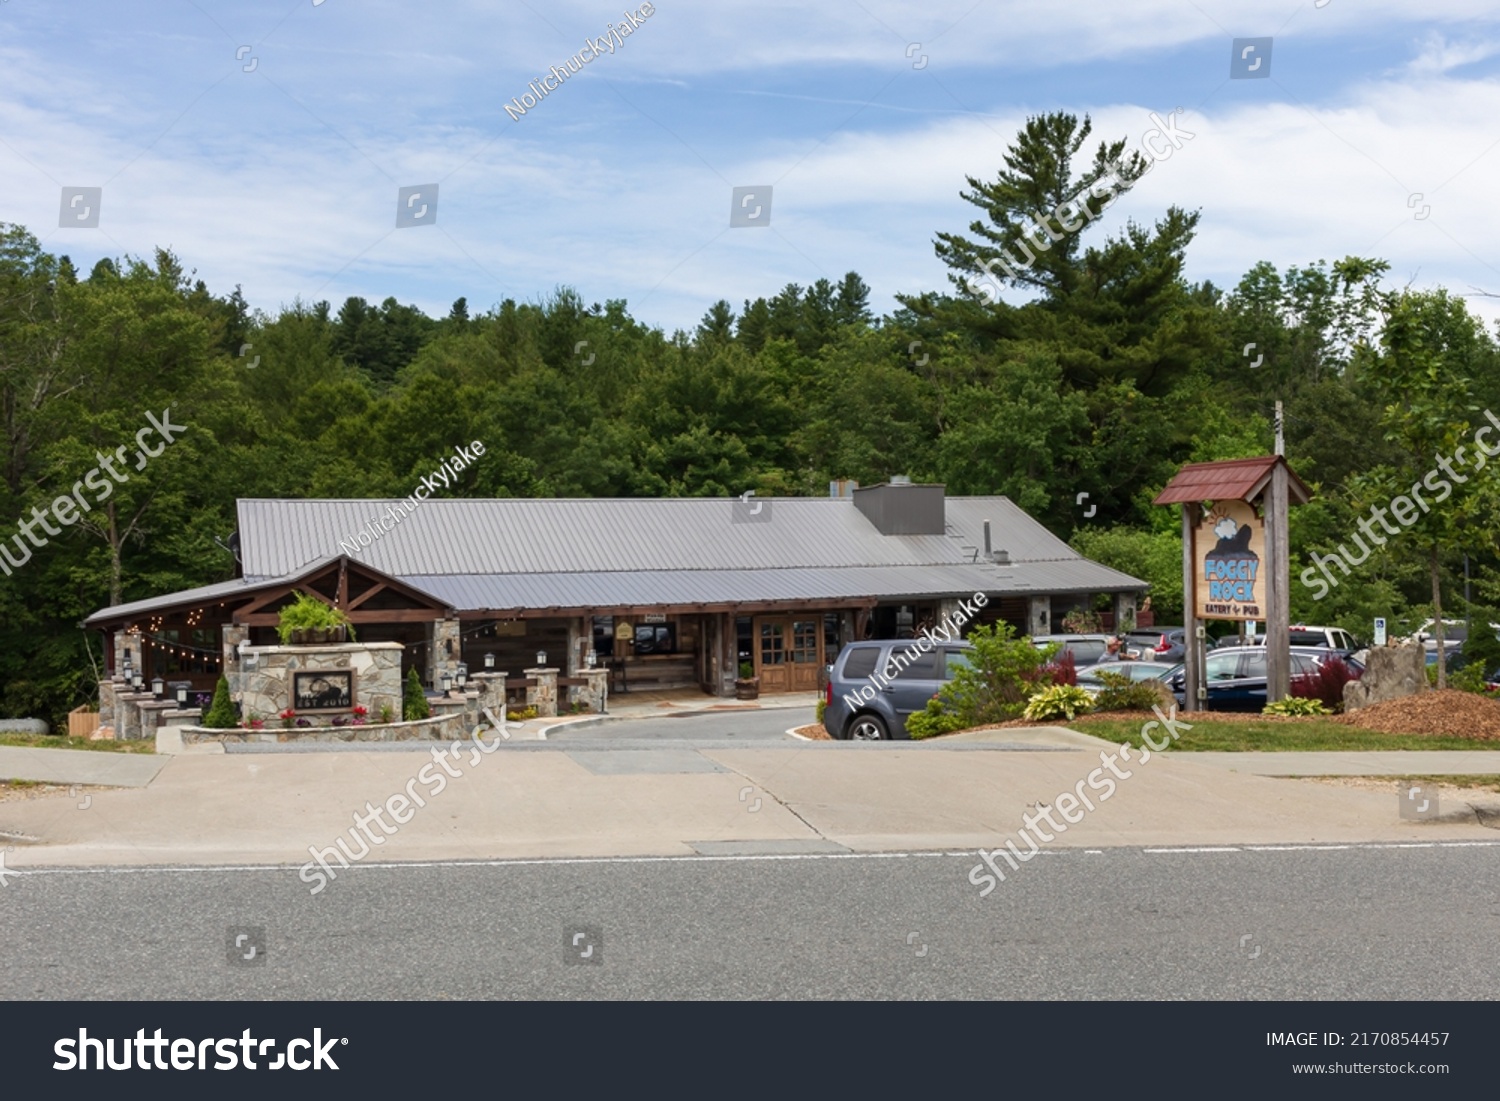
[403,666,430,721]
[202,677,238,729]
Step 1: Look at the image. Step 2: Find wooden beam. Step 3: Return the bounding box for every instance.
[347,582,388,611]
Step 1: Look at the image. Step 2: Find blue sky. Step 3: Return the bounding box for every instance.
[4,0,1500,334]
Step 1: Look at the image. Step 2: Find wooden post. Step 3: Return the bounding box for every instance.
[1182,502,1202,712]
[1264,462,1291,703]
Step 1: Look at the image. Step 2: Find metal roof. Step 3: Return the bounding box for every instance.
[1153,456,1313,506]
[238,496,1144,581]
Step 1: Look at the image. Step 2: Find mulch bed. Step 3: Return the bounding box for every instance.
[791,723,833,741]
[1333,689,1500,740]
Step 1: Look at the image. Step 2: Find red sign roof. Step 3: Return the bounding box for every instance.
[1152,455,1312,506]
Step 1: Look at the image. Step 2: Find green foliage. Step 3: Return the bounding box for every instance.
[1023,683,1095,721]
[402,666,430,721]
[276,591,355,644]
[1092,671,1170,712]
[202,677,238,729]
[815,697,826,724]
[905,696,966,739]
[738,662,754,680]
[1449,664,1490,694]
[1263,696,1331,717]
[935,621,1058,726]
[1059,608,1103,635]
[1070,525,1185,622]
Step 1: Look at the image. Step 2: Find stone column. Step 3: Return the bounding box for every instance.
[471,671,508,719]
[428,617,460,687]
[1113,592,1137,635]
[222,623,249,698]
[112,629,131,677]
[578,668,609,713]
[524,667,558,717]
[1028,595,1050,638]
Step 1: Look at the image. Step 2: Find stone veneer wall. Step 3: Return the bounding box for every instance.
[182,711,467,745]
[236,641,403,722]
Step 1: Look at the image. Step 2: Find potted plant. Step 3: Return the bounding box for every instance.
[735,660,759,700]
[277,591,356,646]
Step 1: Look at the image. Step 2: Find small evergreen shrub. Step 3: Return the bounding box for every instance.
[403,667,431,721]
[202,677,238,729]
[1092,671,1171,712]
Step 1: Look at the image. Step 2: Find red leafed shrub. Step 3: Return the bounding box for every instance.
[1035,649,1078,687]
[1291,657,1355,712]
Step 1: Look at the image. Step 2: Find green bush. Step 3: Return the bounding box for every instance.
[935,621,1057,727]
[1091,671,1170,712]
[1022,684,1095,721]
[202,676,238,729]
[1449,663,1489,694]
[1263,696,1330,717]
[904,697,965,739]
[402,666,430,721]
[815,698,827,724]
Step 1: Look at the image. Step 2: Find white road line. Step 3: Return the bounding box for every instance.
[5,839,1498,878]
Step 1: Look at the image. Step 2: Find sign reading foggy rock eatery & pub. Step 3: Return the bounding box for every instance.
[1194,500,1266,621]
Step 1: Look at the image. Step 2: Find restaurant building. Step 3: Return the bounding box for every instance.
[84,481,1147,703]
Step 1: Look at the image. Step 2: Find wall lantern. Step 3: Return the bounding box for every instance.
[484,652,495,669]
[151,675,165,698]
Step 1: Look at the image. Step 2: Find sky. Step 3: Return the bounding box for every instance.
[3,0,1499,335]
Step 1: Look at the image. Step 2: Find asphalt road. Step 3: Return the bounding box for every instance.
[3,844,1497,999]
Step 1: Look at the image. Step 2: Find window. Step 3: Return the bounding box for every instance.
[1241,652,1266,678]
[943,650,971,678]
[1205,653,1239,680]
[1067,641,1107,664]
[890,649,942,681]
[842,648,879,679]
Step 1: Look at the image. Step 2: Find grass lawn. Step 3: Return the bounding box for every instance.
[0,732,155,754]
[1071,716,1500,753]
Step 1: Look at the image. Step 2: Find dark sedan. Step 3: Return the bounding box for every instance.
[1162,647,1362,712]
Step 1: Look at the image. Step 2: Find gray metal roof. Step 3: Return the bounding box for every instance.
[90,496,1145,624]
[238,496,1144,586]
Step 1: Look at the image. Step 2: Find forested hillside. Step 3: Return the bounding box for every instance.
[3,112,1498,726]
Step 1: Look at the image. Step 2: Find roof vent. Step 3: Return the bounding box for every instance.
[890,474,912,486]
[852,481,946,535]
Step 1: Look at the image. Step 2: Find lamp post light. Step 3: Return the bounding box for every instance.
[536,650,547,667]
[151,675,165,699]
[132,673,144,691]
[456,663,468,689]
[175,685,189,708]
[484,652,495,670]
[441,673,453,693]
[586,649,597,669]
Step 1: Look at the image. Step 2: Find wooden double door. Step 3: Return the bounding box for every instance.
[754,616,823,692]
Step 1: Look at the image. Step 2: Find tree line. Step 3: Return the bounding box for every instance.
[2,110,1497,724]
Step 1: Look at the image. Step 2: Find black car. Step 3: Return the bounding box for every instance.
[1163,647,1362,712]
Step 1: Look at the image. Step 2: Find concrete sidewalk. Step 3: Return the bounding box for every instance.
[1181,750,1500,776]
[0,745,168,787]
[2,738,1497,870]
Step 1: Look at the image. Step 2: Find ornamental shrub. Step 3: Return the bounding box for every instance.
[1092,671,1171,712]
[202,677,238,729]
[1263,696,1329,717]
[403,666,430,721]
[936,622,1056,726]
[1022,684,1095,721]
[1290,657,1354,713]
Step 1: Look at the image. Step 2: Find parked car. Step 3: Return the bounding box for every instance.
[1124,628,1186,663]
[1212,626,1358,658]
[1162,646,1362,712]
[1029,634,1119,667]
[823,639,973,741]
[1075,660,1175,696]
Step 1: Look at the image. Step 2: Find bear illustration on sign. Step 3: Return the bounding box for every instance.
[1205,516,1258,564]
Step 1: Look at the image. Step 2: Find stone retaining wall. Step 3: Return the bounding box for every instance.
[182,711,466,745]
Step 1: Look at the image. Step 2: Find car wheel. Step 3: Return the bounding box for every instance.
[848,715,889,741]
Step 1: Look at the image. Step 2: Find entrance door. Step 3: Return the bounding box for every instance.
[755,617,823,692]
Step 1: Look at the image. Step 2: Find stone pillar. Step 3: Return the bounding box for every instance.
[429,617,460,688]
[577,668,609,713]
[116,692,145,740]
[471,671,508,720]
[99,678,118,730]
[138,699,173,739]
[112,629,131,677]
[1112,592,1137,635]
[1028,595,1050,638]
[524,667,558,717]
[222,623,249,698]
